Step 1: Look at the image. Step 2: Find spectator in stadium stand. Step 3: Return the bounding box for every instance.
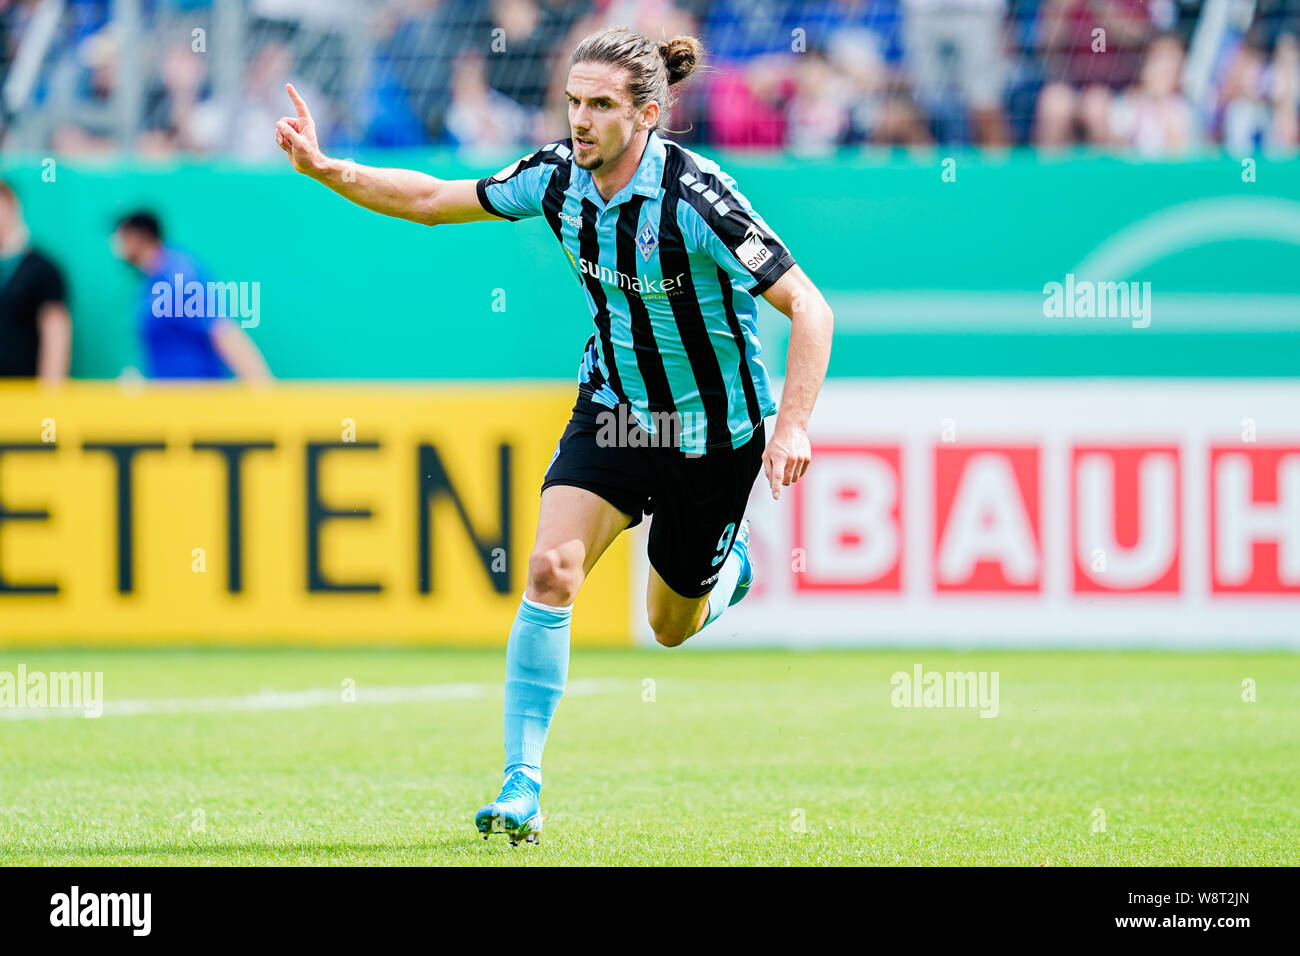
[49,24,121,155]
[1214,29,1300,156]
[1108,32,1194,156]
[1033,0,1153,148]
[1271,32,1300,151]
[795,1,932,146]
[136,41,214,158]
[901,0,1012,144]
[374,0,490,143]
[702,0,929,149]
[786,45,862,151]
[444,47,537,150]
[698,0,797,148]
[480,0,586,114]
[110,211,271,382]
[1215,34,1273,156]
[0,181,72,383]
[708,52,795,147]
[829,28,935,145]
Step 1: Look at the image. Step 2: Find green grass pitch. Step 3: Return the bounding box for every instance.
[1,647,1296,865]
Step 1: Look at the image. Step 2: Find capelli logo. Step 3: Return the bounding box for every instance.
[50,886,151,936]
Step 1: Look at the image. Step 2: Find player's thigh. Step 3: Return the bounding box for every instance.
[645,565,711,638]
[532,484,631,580]
[643,514,740,638]
[644,425,765,625]
[530,391,651,592]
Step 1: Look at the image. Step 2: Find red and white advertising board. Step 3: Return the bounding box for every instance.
[634,381,1300,647]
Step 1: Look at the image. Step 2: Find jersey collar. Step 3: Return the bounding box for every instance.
[573,130,666,209]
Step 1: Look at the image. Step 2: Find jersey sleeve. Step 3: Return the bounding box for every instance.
[681,173,795,297]
[475,149,558,222]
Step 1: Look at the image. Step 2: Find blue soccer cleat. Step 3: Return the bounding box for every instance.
[729,519,753,607]
[474,770,543,845]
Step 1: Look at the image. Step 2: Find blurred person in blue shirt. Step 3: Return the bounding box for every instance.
[111,211,271,381]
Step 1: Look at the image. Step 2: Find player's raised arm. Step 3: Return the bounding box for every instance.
[274,84,496,226]
[760,265,834,500]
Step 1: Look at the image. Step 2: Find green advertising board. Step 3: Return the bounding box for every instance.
[5,151,1297,379]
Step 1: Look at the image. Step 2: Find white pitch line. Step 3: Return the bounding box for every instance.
[0,678,630,721]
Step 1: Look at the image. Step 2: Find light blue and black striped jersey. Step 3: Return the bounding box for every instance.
[476,131,794,455]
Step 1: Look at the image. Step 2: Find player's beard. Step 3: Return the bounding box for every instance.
[573,126,630,172]
[572,136,604,171]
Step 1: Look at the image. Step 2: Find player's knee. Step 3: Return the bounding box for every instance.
[527,547,583,605]
[653,626,690,648]
[648,607,691,648]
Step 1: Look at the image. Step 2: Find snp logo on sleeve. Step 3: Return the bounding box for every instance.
[736,225,771,272]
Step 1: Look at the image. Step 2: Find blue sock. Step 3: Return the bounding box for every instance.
[504,596,571,785]
[701,547,745,630]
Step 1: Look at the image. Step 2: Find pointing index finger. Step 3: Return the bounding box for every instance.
[286,83,312,122]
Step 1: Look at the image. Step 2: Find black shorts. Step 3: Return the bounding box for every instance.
[541,389,766,598]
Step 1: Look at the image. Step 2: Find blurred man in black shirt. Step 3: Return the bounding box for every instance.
[0,181,71,382]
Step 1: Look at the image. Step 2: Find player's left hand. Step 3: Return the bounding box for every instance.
[763,420,811,501]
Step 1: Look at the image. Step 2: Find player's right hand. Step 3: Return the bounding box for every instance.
[276,83,327,177]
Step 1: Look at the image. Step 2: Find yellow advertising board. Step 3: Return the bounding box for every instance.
[0,384,632,646]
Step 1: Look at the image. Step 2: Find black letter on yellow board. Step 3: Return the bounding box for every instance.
[82,441,167,593]
[306,441,382,593]
[193,441,275,593]
[417,443,511,595]
[0,443,58,594]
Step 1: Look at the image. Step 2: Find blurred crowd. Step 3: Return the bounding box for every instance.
[1,0,1298,157]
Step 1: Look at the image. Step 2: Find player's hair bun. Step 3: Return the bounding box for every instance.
[658,35,702,86]
[570,27,703,130]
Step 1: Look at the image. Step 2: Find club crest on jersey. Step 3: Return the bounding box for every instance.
[636,222,658,262]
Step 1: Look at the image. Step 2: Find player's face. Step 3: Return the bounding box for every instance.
[565,63,649,172]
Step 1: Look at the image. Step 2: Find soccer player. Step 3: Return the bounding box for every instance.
[276,26,834,845]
